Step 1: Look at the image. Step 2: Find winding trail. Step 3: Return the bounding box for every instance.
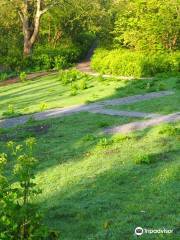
[103,112,180,134]
[1,90,178,132]
[1,42,152,88]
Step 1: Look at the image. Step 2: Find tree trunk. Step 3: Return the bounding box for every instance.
[23,27,32,57]
[16,0,54,56]
[23,40,32,57]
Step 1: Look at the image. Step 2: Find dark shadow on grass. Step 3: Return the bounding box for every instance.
[0,73,179,239]
[38,149,180,240]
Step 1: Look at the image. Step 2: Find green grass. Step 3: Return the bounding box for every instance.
[0,73,123,119]
[108,91,180,115]
[0,71,179,119]
[0,112,180,239]
[0,72,180,239]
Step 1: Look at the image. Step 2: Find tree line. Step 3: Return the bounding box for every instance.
[0,0,179,70]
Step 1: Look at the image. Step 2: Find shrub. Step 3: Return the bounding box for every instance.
[82,134,96,142]
[78,79,87,90]
[70,84,78,96]
[59,69,88,86]
[97,138,112,148]
[91,48,180,77]
[59,69,79,85]
[19,71,27,82]
[54,56,68,70]
[97,122,110,128]
[112,134,132,143]
[134,153,154,164]
[31,45,81,71]
[158,125,180,136]
[0,139,59,239]
[2,104,20,118]
[156,82,167,91]
[96,75,105,82]
[0,72,8,82]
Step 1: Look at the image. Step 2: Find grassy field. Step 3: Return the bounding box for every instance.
[0,71,179,119]
[0,72,180,239]
[109,92,180,115]
[0,113,179,239]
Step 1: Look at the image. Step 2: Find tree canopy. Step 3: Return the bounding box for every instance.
[0,0,179,71]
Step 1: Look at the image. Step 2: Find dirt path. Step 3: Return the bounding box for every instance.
[0,71,56,87]
[0,91,176,129]
[1,42,151,87]
[103,112,180,134]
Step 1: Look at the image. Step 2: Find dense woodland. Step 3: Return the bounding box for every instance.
[0,0,179,77]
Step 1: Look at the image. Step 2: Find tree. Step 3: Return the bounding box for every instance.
[7,0,61,56]
[113,0,180,51]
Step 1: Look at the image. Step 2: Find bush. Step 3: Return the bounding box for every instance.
[30,45,82,71]
[0,72,8,82]
[59,69,88,85]
[134,153,154,164]
[70,84,78,96]
[2,104,21,118]
[91,48,180,77]
[1,44,83,72]
[0,139,59,239]
[59,69,79,85]
[54,56,68,70]
[78,79,87,90]
[97,138,112,148]
[19,71,27,82]
[158,124,180,136]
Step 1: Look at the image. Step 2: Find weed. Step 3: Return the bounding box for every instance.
[112,134,132,143]
[19,71,27,82]
[70,84,78,96]
[98,137,112,148]
[78,79,87,90]
[0,72,8,82]
[156,82,167,91]
[97,122,110,128]
[158,125,180,136]
[39,102,48,112]
[96,75,105,82]
[2,104,20,118]
[82,134,96,142]
[134,153,154,164]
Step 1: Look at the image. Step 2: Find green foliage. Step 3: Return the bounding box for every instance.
[112,134,132,143]
[134,153,154,165]
[158,125,180,136]
[54,56,68,70]
[113,0,180,51]
[59,69,88,86]
[96,75,105,82]
[19,72,27,82]
[82,134,96,142]
[2,104,19,118]
[97,122,110,128]
[176,78,180,89]
[70,84,78,96]
[0,72,8,82]
[39,102,48,112]
[78,79,87,90]
[91,48,180,77]
[97,137,112,148]
[0,138,59,239]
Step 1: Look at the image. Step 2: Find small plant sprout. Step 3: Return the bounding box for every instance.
[19,71,27,82]
[39,102,48,112]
